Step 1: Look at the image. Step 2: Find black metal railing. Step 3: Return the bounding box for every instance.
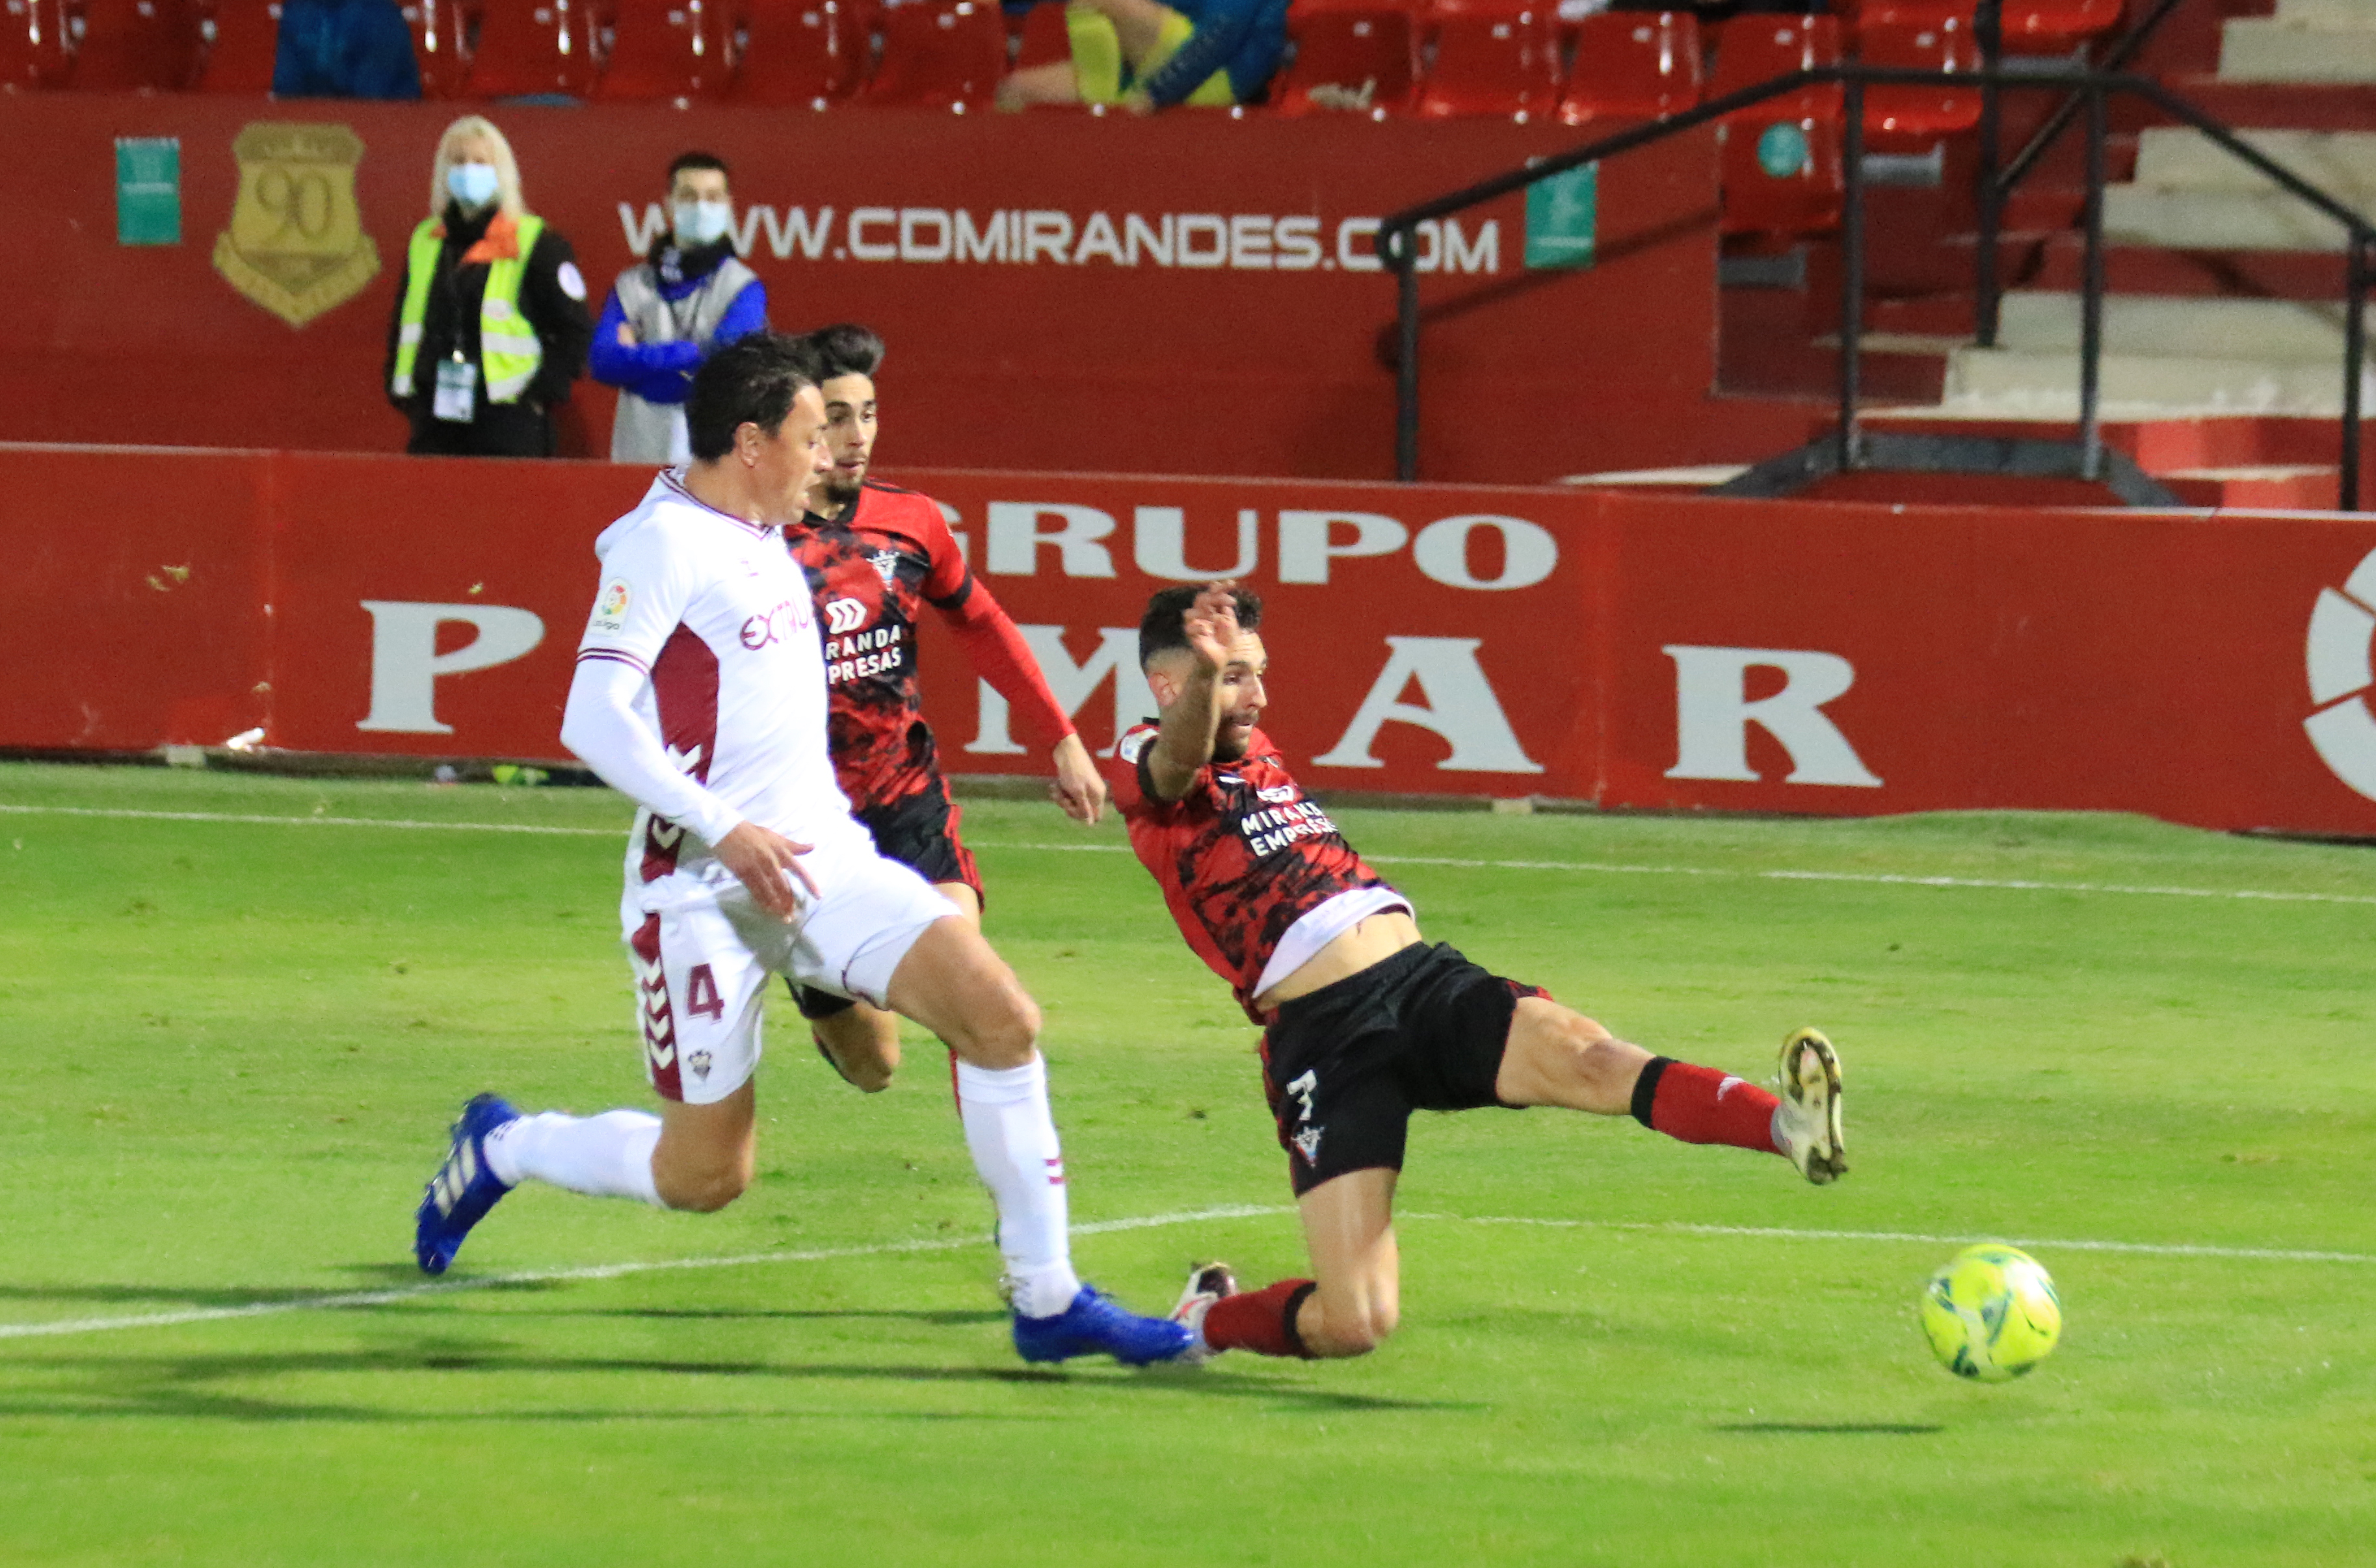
[1975,0,2191,346]
[1378,55,2375,510]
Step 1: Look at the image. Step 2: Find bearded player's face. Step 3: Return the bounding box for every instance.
[818,374,878,511]
[1209,633,1268,761]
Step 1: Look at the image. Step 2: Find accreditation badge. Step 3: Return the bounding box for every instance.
[432,356,479,423]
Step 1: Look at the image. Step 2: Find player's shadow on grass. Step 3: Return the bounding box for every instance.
[1713,1422,1945,1435]
[0,1391,1062,1425]
[0,1269,571,1309]
[14,1346,1470,1420]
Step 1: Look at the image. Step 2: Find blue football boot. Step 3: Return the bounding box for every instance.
[414,1093,520,1275]
[1012,1285,1196,1366]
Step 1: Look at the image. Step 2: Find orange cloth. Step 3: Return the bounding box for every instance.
[458,215,523,265]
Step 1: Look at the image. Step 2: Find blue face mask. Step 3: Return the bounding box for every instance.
[445,162,500,211]
[672,200,733,247]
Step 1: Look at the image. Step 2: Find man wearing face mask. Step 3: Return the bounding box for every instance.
[589,152,769,465]
[384,116,594,458]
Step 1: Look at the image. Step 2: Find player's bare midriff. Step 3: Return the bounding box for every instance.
[1254,910,1423,1013]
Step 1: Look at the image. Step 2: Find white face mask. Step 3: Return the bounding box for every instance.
[446,161,499,210]
[672,199,733,247]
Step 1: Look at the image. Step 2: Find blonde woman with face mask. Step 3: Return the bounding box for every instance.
[590,151,771,465]
[384,116,594,457]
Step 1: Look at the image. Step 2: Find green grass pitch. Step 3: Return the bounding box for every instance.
[1,762,2371,1567]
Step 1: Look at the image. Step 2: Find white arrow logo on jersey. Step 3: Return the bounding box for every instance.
[632,947,677,1069]
[825,597,867,635]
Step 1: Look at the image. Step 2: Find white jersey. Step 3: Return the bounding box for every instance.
[574,471,869,914]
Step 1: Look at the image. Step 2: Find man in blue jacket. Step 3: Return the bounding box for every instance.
[996,0,1287,112]
[273,0,421,99]
[589,152,769,464]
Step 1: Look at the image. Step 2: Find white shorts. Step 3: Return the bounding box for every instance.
[624,843,957,1104]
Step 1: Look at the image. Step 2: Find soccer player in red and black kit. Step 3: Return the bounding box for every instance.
[782,324,1106,1091]
[1113,583,1850,1363]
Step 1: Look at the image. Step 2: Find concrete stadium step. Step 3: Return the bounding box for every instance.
[2219,8,2376,83]
[1942,291,2376,417]
[1942,346,2369,417]
[2270,0,2374,27]
[2102,188,2361,251]
[1994,292,2370,360]
[2101,129,2376,254]
[2129,127,2376,193]
[2028,239,2349,300]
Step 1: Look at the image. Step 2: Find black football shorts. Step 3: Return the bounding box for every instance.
[1259,941,1547,1197]
[789,776,981,1021]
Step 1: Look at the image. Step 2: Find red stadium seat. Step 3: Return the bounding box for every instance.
[2002,0,2123,53]
[464,0,602,98]
[728,0,871,105]
[1858,7,1979,151]
[1557,10,1700,127]
[596,0,725,98]
[3,0,74,87]
[191,0,282,91]
[1414,0,1558,121]
[1712,14,1845,235]
[864,0,1002,111]
[1708,9,1838,97]
[1273,0,1416,117]
[69,0,202,88]
[1846,0,2123,55]
[399,0,473,97]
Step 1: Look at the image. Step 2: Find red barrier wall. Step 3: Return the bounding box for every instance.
[0,95,1803,486]
[13,444,2376,837]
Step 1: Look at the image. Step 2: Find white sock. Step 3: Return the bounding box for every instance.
[954,1055,1081,1317]
[484,1110,665,1208]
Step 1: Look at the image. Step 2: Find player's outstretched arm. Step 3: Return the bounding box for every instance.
[561,657,816,915]
[924,540,1103,824]
[1145,583,1238,801]
[1049,733,1108,824]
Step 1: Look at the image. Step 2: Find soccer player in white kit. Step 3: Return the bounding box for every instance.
[413,333,1191,1366]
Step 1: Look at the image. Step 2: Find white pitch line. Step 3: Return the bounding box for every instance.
[0,1205,1288,1344]
[1003,843,2376,908]
[0,804,617,837]
[5,803,2371,907]
[6,1205,2368,1345]
[1406,1212,2376,1264]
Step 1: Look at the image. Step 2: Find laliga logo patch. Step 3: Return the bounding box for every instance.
[825,597,868,635]
[2303,547,2376,802]
[590,579,631,634]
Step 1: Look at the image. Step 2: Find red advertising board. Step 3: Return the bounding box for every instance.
[7,444,2376,838]
[0,94,1804,486]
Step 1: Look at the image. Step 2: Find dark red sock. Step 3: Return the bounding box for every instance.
[1632,1058,1782,1155]
[1202,1279,1319,1359]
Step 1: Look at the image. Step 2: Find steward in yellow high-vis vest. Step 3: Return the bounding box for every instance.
[384,200,593,458]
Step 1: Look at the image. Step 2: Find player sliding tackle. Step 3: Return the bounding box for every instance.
[1116,584,1849,1362]
[412,333,1190,1368]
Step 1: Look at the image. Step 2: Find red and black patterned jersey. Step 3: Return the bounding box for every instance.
[783,480,1072,811]
[1110,721,1396,1022]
